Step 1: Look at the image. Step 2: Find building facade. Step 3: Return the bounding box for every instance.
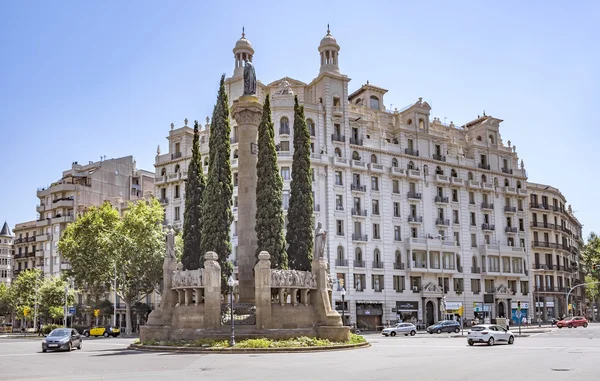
[0,222,13,286]
[155,29,539,328]
[11,221,38,279]
[35,155,154,277]
[527,182,584,320]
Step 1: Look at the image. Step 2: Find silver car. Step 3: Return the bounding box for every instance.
[381,323,417,337]
[42,328,82,352]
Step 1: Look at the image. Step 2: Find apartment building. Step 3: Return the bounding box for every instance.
[11,221,38,279]
[528,182,585,319]
[0,222,13,286]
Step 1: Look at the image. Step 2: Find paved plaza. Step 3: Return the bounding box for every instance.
[1,325,599,381]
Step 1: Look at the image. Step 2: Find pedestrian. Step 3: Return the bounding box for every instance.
[506,316,510,327]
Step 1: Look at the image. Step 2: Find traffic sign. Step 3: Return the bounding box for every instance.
[68,307,76,315]
[23,306,31,317]
[515,310,522,318]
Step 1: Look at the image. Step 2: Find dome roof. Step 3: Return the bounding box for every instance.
[234,28,254,53]
[319,25,339,49]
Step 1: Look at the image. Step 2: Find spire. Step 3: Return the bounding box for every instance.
[0,221,11,237]
[242,26,245,38]
[327,24,330,35]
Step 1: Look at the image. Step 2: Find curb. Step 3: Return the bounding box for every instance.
[128,341,370,354]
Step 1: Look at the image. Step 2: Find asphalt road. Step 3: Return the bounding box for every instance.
[1,325,599,381]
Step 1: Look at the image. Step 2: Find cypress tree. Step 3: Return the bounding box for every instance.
[182,120,205,270]
[201,75,234,288]
[286,95,314,271]
[255,95,288,269]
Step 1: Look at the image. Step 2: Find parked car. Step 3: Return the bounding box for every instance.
[467,324,514,346]
[82,326,120,337]
[381,323,417,337]
[427,320,461,334]
[556,316,588,329]
[42,328,82,352]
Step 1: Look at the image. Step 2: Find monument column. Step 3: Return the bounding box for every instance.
[231,95,262,303]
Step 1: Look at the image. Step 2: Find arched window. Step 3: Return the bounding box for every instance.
[374,249,381,263]
[174,164,180,173]
[468,172,474,181]
[334,147,342,157]
[395,250,401,264]
[233,149,239,159]
[352,151,360,160]
[337,246,344,260]
[391,158,398,167]
[516,181,522,189]
[407,161,415,170]
[418,119,425,129]
[504,178,509,187]
[436,166,443,175]
[307,119,315,136]
[355,247,363,261]
[489,134,494,144]
[160,168,166,176]
[481,174,487,183]
[369,96,380,110]
[370,154,378,164]
[280,117,289,134]
[451,169,457,178]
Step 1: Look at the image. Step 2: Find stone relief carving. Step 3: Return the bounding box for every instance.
[496,284,510,294]
[422,282,442,292]
[271,269,317,289]
[275,79,293,95]
[232,109,262,125]
[172,269,204,288]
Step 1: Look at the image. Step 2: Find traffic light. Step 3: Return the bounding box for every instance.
[593,264,597,272]
[517,300,521,310]
[94,309,100,317]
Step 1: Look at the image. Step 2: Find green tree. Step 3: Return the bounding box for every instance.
[182,120,206,270]
[9,269,42,319]
[286,95,314,271]
[255,95,288,269]
[0,282,13,317]
[201,74,234,288]
[581,232,600,315]
[38,276,74,323]
[59,199,165,335]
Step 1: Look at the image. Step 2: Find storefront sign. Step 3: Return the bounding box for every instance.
[510,302,530,309]
[396,301,419,311]
[445,302,462,311]
[473,302,491,312]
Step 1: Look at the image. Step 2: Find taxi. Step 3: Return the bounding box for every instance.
[83,326,120,337]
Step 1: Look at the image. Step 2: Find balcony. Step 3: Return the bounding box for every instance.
[351,208,367,217]
[351,183,366,192]
[372,261,384,269]
[159,197,169,204]
[331,134,345,143]
[405,148,419,157]
[334,157,349,166]
[349,137,363,146]
[390,167,405,177]
[36,218,51,227]
[407,192,422,200]
[467,180,480,189]
[394,262,405,270]
[353,260,366,267]
[434,196,449,203]
[279,126,290,135]
[436,218,450,226]
[482,183,494,191]
[432,153,446,162]
[351,160,367,170]
[505,186,517,195]
[517,188,527,196]
[335,205,344,212]
[434,174,449,183]
[481,223,495,231]
[277,151,292,157]
[501,167,513,174]
[531,221,555,230]
[504,206,517,213]
[368,163,384,172]
[352,234,368,242]
[230,136,239,144]
[36,204,45,213]
[335,259,348,267]
[332,106,343,117]
[481,202,494,210]
[36,233,50,242]
[35,250,45,258]
[450,177,464,186]
[408,216,423,223]
[51,215,74,224]
[407,169,421,179]
[314,204,321,212]
[171,152,183,160]
[478,163,491,170]
[505,227,518,234]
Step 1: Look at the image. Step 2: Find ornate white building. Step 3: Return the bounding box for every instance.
[156,28,582,328]
[0,222,13,286]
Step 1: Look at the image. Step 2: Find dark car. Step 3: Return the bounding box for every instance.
[427,320,461,334]
[42,328,82,352]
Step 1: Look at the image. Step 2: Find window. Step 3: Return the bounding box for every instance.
[393,202,400,217]
[280,141,290,151]
[392,180,399,193]
[411,227,418,238]
[371,176,379,191]
[280,117,290,134]
[468,172,474,181]
[369,95,380,110]
[469,192,475,204]
[519,218,524,231]
[470,212,476,226]
[452,189,458,202]
[282,193,289,210]
[471,234,477,248]
[175,142,180,153]
[391,158,398,167]
[372,275,384,291]
[394,226,401,241]
[281,167,290,180]
[311,168,315,182]
[233,173,238,187]
[520,281,529,295]
[336,220,344,236]
[437,187,443,198]
[160,188,166,199]
[335,171,343,185]
[454,232,460,246]
[174,207,180,221]
[372,200,380,215]
[334,147,342,157]
[485,279,495,293]
[373,223,381,239]
[454,278,464,293]
[393,276,405,292]
[233,149,238,159]
[174,164,180,173]
[307,119,315,136]
[471,279,481,294]
[453,210,459,224]
[436,166,443,175]
[160,168,166,176]
[355,274,365,291]
[310,142,315,153]
[336,195,344,211]
[407,161,414,170]
[175,185,180,199]
[352,151,360,160]
[451,169,457,178]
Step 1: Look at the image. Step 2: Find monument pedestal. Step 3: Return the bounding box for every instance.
[231,95,263,303]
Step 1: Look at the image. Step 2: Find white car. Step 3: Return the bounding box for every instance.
[467,324,515,346]
[381,323,417,337]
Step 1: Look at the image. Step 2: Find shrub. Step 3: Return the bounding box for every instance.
[347,333,366,344]
[42,324,63,335]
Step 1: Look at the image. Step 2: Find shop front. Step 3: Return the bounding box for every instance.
[356,302,383,331]
[510,301,529,324]
[473,302,492,323]
[443,302,463,322]
[394,301,419,324]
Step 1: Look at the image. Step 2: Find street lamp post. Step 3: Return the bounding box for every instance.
[227,275,236,347]
[63,284,68,327]
[340,288,346,326]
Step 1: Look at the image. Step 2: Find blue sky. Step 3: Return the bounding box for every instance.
[0,0,598,237]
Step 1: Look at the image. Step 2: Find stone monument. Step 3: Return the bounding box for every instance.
[146,226,179,326]
[230,60,262,302]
